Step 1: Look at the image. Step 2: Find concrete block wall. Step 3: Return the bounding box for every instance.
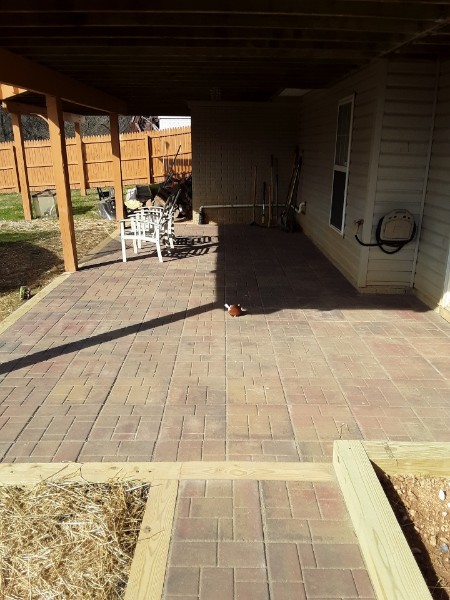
[190,101,300,224]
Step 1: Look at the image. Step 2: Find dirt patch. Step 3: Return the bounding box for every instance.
[379,473,450,600]
[0,480,149,599]
[0,217,116,322]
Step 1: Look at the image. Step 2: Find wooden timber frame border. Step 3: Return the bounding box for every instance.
[0,460,334,600]
[3,445,447,599]
[334,440,450,600]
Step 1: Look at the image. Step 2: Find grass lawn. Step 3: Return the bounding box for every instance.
[0,189,117,322]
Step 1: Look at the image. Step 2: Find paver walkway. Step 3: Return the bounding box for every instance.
[0,223,449,598]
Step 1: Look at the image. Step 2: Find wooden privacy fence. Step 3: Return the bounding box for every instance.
[0,127,191,193]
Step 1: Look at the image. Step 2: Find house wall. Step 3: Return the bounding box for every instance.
[190,61,449,315]
[413,59,450,314]
[366,60,437,290]
[297,62,382,287]
[298,59,440,294]
[190,102,300,224]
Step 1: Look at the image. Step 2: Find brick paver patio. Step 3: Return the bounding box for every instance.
[1,223,448,598]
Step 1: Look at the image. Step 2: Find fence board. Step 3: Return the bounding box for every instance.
[0,142,17,192]
[0,127,191,193]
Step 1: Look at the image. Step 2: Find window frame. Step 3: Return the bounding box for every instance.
[329,94,355,235]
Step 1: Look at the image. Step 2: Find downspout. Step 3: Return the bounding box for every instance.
[409,59,440,288]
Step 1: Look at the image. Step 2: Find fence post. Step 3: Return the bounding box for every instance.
[110,112,124,221]
[74,122,86,196]
[11,113,32,220]
[146,131,154,183]
[11,143,20,193]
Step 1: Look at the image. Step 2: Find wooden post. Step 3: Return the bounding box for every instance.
[46,94,78,273]
[110,112,124,221]
[11,113,32,220]
[74,121,86,196]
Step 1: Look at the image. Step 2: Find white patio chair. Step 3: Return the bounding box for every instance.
[120,187,181,263]
[120,213,163,262]
[146,186,181,250]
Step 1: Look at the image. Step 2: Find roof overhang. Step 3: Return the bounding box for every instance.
[1,3,450,116]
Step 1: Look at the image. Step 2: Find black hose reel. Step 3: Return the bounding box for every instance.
[355,209,417,255]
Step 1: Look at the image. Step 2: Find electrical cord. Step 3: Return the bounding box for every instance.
[355,218,417,255]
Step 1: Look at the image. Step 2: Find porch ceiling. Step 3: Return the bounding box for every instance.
[2,1,450,116]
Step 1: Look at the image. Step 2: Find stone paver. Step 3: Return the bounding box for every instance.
[1,224,449,598]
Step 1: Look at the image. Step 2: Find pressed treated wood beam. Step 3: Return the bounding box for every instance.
[179,462,335,480]
[363,441,450,476]
[46,94,77,273]
[0,461,335,485]
[124,480,178,600]
[0,47,126,114]
[11,113,32,221]
[334,440,432,600]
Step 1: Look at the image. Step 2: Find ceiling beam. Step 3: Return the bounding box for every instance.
[4,45,378,60]
[1,1,449,22]
[0,31,416,48]
[2,99,85,123]
[0,16,430,36]
[0,83,28,99]
[0,47,127,114]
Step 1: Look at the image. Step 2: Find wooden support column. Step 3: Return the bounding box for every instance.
[11,113,32,220]
[74,122,86,196]
[110,112,124,222]
[46,95,78,272]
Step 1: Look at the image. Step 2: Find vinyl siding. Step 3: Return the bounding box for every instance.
[414,59,450,308]
[366,60,437,288]
[298,63,381,286]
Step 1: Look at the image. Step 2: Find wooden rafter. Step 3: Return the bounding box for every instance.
[0,83,27,100]
[0,47,126,114]
[2,99,85,123]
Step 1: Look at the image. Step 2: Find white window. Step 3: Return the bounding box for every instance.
[330,95,354,233]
